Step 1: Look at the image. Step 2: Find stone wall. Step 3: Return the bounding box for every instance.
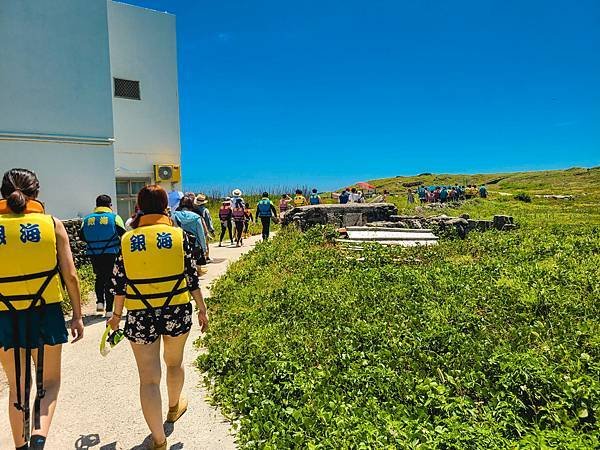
[368,214,516,239]
[281,203,398,231]
[63,218,89,267]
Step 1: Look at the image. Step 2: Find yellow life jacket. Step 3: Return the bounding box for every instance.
[121,214,190,311]
[0,199,63,312]
[293,195,307,207]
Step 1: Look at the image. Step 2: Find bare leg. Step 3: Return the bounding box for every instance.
[32,345,62,438]
[0,347,28,448]
[130,339,165,445]
[162,332,189,408]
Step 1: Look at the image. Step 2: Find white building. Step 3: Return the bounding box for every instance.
[0,0,182,219]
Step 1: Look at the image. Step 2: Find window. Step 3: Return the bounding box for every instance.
[116,178,149,218]
[114,78,141,100]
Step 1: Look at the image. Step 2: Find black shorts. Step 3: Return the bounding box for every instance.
[124,303,193,345]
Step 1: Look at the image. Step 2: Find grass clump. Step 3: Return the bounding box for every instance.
[198,217,600,448]
[61,264,95,314]
[514,192,532,203]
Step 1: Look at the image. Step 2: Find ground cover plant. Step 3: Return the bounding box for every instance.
[198,168,600,448]
[62,264,95,313]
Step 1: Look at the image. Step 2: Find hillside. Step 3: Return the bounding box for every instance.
[199,167,600,448]
[368,166,600,198]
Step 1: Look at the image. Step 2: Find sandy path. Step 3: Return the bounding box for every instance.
[0,236,263,450]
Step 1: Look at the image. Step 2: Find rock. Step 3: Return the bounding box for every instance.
[281,203,398,230]
[493,215,514,230]
[62,218,89,268]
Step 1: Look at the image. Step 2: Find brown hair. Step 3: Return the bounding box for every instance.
[178,196,194,210]
[130,185,168,228]
[1,168,40,213]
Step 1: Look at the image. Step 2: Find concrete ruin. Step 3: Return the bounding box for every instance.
[281,203,398,231]
[368,214,516,239]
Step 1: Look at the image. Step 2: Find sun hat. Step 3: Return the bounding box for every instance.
[194,193,209,206]
[232,188,242,196]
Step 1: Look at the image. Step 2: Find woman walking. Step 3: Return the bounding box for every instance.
[231,199,246,247]
[108,185,208,450]
[278,194,291,220]
[243,202,254,239]
[0,168,84,450]
[172,196,209,274]
[218,199,233,247]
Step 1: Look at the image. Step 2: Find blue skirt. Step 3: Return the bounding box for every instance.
[0,303,68,351]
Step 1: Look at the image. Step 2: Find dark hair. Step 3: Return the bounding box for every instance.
[262,192,269,198]
[351,188,357,193]
[1,168,40,213]
[234,199,244,208]
[178,196,194,210]
[295,189,302,195]
[96,194,112,207]
[131,185,168,228]
[312,189,317,193]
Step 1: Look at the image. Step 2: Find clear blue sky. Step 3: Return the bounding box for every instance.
[124,0,599,192]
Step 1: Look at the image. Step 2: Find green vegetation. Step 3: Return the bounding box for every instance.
[198,167,600,448]
[61,264,95,313]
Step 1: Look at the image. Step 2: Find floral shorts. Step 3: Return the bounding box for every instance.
[124,303,193,345]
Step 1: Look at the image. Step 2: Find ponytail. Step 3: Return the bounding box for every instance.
[7,189,27,213]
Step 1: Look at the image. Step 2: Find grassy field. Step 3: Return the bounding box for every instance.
[198,167,600,449]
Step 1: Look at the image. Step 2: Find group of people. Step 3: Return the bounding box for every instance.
[217,189,278,246]
[337,187,365,204]
[0,168,208,450]
[0,175,335,450]
[407,184,488,204]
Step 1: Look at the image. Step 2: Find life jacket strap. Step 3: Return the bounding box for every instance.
[0,265,59,309]
[125,272,188,309]
[86,231,120,255]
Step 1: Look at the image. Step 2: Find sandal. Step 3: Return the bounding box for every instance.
[153,439,167,450]
[166,395,188,423]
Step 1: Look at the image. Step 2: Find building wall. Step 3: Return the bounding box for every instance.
[0,0,116,218]
[108,2,182,183]
[0,142,116,219]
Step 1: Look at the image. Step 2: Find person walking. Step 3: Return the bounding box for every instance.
[339,188,350,204]
[440,187,449,203]
[193,194,214,236]
[80,195,126,317]
[278,194,291,220]
[407,189,415,205]
[309,189,322,205]
[348,188,361,203]
[172,197,209,274]
[107,185,208,450]
[479,184,488,198]
[0,168,84,450]
[231,199,246,247]
[218,199,233,247]
[256,192,278,240]
[243,202,254,238]
[292,189,308,207]
[231,189,244,208]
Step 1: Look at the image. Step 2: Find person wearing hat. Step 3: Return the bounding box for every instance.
[218,198,233,247]
[192,194,214,261]
[231,189,244,209]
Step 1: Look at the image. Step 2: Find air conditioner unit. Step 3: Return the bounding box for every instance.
[154,164,181,183]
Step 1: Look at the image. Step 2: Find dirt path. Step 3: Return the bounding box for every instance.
[0,236,263,450]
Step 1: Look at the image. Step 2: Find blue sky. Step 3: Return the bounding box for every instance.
[124,0,600,192]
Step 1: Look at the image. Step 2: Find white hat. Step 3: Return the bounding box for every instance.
[232,189,242,196]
